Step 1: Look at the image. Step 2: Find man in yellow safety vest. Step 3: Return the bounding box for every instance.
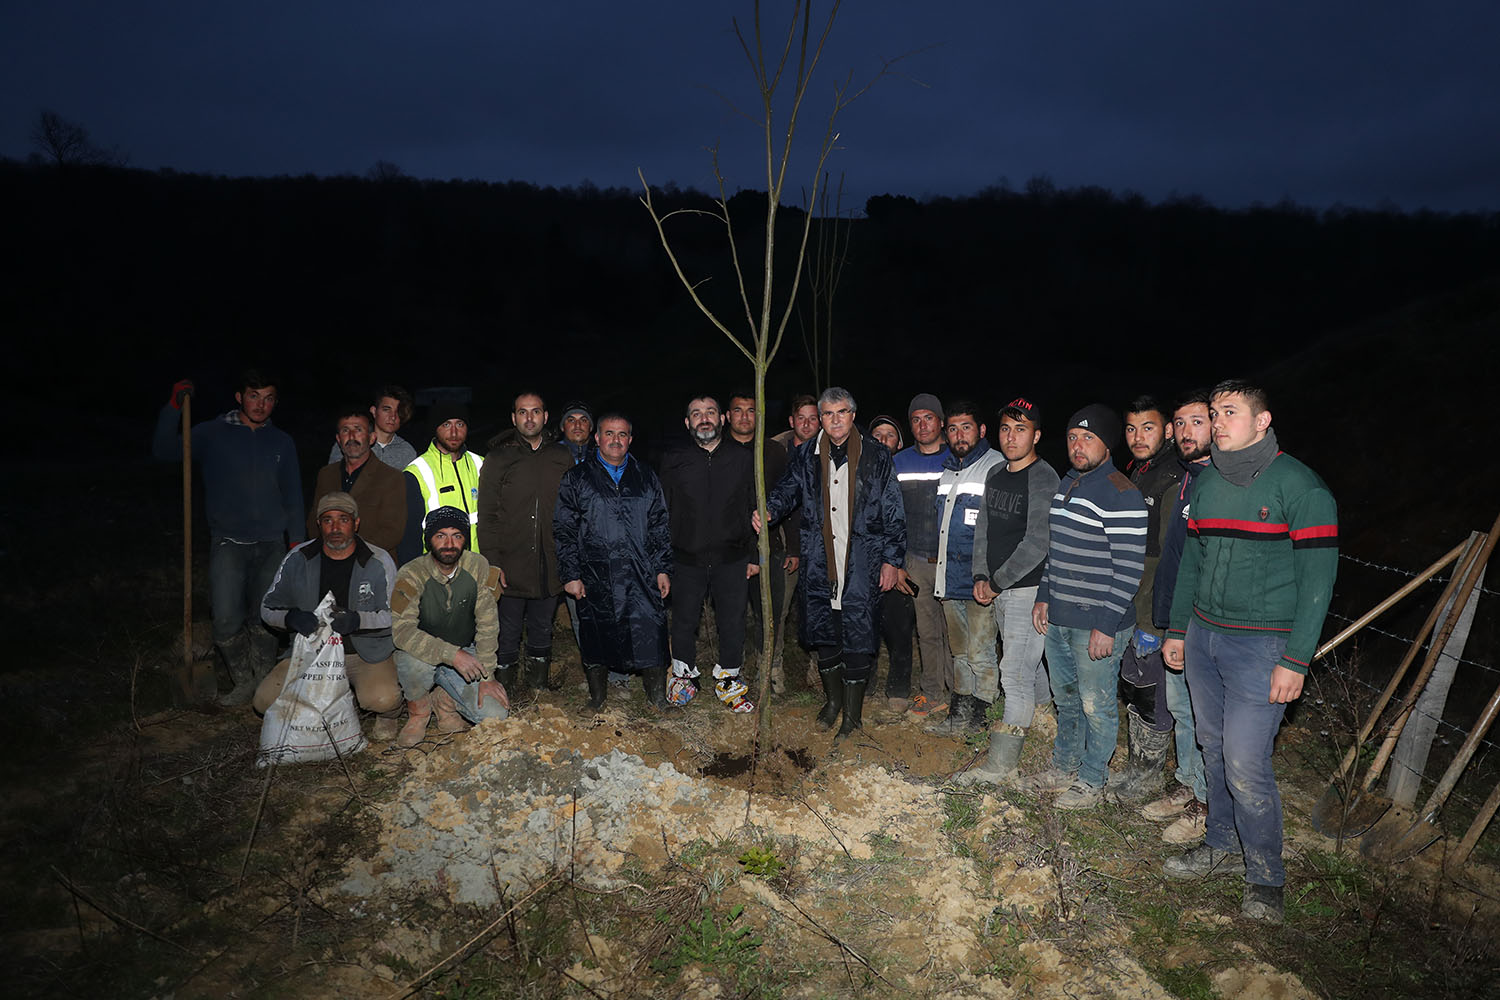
[399,398,485,563]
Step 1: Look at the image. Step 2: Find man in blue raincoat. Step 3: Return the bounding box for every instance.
[554,413,673,711]
[760,387,907,736]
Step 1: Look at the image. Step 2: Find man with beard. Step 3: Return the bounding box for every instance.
[956,397,1058,785]
[1163,380,1337,924]
[661,396,759,712]
[309,405,407,553]
[759,388,906,736]
[1111,396,1186,804]
[153,369,303,706]
[256,492,404,739]
[554,414,674,711]
[1027,404,1147,810]
[399,398,484,563]
[891,393,953,718]
[726,391,801,694]
[329,385,418,470]
[390,506,509,747]
[1140,390,1213,844]
[477,391,575,696]
[928,401,1007,735]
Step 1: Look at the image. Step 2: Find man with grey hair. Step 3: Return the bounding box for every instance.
[759,388,906,736]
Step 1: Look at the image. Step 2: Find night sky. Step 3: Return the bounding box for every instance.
[5,2,1499,212]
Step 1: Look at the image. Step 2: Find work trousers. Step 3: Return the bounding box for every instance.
[747,549,792,673]
[253,652,402,715]
[208,536,282,646]
[395,647,509,724]
[993,585,1050,727]
[1046,623,1132,789]
[878,588,915,698]
[904,554,951,701]
[1186,623,1289,887]
[943,599,998,701]
[671,559,750,671]
[498,594,559,662]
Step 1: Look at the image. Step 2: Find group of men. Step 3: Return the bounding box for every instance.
[155,371,1336,924]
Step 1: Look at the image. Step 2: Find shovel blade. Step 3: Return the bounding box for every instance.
[1310,781,1393,838]
[1359,804,1437,863]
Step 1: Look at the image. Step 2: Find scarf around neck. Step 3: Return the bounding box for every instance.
[818,429,861,586]
[1212,427,1279,486]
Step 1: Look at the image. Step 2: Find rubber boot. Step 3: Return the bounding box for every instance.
[369,708,403,742]
[969,697,993,733]
[432,686,472,734]
[583,664,609,711]
[1111,709,1171,804]
[954,724,1027,786]
[494,663,519,700]
[525,654,551,691]
[837,678,868,737]
[643,666,669,710]
[816,662,845,729]
[216,633,257,707]
[396,696,432,748]
[927,693,973,735]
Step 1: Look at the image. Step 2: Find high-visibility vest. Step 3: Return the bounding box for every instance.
[406,443,485,554]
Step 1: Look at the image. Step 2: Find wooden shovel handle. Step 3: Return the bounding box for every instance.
[182,395,193,683]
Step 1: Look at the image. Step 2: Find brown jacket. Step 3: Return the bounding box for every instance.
[308,457,407,554]
[476,428,573,598]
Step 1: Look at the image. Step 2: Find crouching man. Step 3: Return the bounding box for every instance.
[257,492,404,739]
[391,505,510,747]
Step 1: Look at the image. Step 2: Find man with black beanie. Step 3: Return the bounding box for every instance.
[399,397,485,563]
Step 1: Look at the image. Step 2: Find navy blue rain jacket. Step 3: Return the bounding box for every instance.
[766,431,907,655]
[554,454,673,671]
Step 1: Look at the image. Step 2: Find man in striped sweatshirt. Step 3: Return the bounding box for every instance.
[1027,404,1148,810]
[1162,379,1337,925]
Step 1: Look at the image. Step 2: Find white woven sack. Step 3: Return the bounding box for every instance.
[257,591,368,766]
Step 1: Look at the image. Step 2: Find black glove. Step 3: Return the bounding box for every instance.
[284,610,319,636]
[331,610,360,635]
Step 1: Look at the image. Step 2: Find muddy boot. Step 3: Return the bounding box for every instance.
[1111,709,1171,804]
[369,708,403,742]
[432,687,472,734]
[216,633,257,707]
[526,654,553,692]
[494,662,519,700]
[396,696,432,748]
[583,664,609,711]
[954,724,1027,786]
[926,694,974,736]
[969,696,993,733]
[837,678,868,737]
[643,666,669,709]
[815,662,845,729]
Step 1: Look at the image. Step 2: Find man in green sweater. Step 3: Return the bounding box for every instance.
[1161,379,1338,924]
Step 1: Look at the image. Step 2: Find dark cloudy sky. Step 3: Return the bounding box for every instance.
[4,2,1498,213]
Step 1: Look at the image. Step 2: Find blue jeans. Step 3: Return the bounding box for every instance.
[394,647,509,724]
[208,537,284,643]
[1164,666,1207,800]
[994,586,1050,727]
[943,599,998,701]
[1046,623,1131,788]
[1185,623,1288,887]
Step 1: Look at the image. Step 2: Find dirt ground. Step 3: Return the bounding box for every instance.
[4,608,1499,999]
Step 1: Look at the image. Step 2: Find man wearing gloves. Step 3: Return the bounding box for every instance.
[391,506,510,747]
[256,492,404,739]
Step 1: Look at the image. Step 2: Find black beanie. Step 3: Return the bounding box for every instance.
[1065,404,1122,450]
[428,397,470,429]
[424,506,471,548]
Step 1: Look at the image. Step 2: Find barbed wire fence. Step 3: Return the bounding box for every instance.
[1308,547,1498,862]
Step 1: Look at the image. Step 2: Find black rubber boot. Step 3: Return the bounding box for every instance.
[927,693,973,735]
[525,654,551,691]
[1112,708,1172,804]
[216,633,256,707]
[494,663,519,698]
[816,662,845,729]
[643,666,669,709]
[969,697,993,733]
[837,678,868,737]
[583,664,609,711]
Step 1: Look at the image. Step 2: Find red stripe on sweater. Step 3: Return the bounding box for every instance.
[1192,608,1291,633]
[1288,524,1338,541]
[1190,517,1290,535]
